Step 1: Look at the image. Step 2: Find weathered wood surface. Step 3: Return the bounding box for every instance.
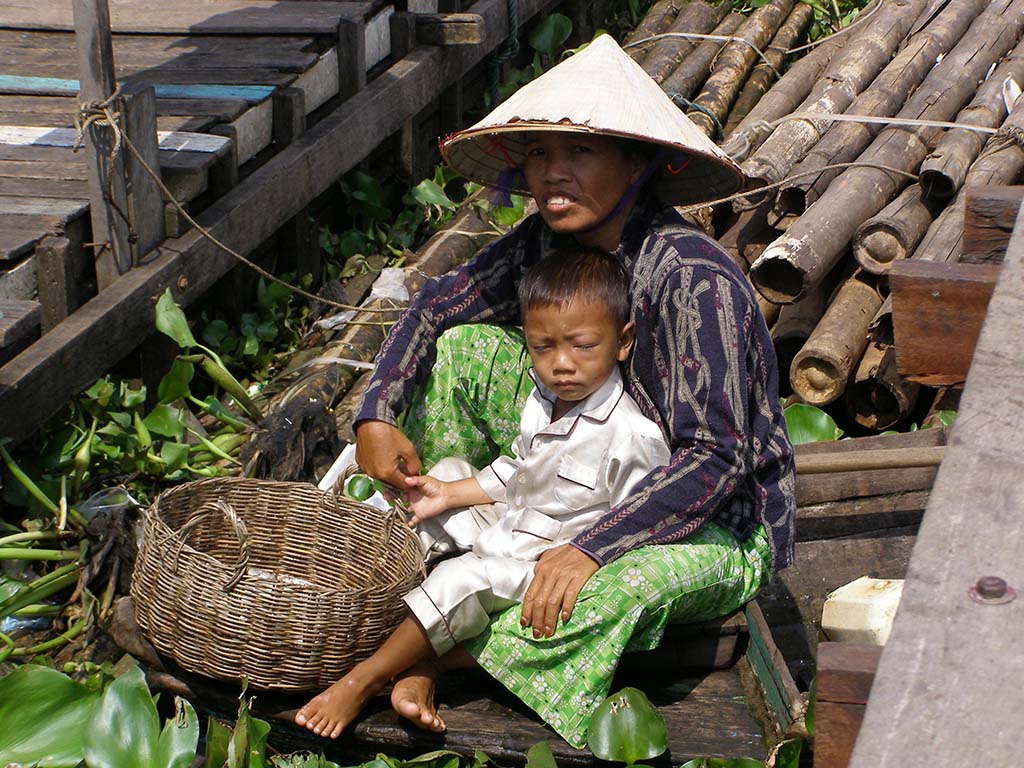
[849,191,1024,768]
[797,490,930,542]
[622,0,683,61]
[0,298,40,365]
[750,0,1024,303]
[0,0,563,444]
[961,185,1024,264]
[659,13,745,102]
[640,0,731,85]
[140,616,769,765]
[845,342,920,431]
[0,0,377,34]
[816,643,881,704]
[415,13,484,45]
[852,184,937,274]
[889,260,999,385]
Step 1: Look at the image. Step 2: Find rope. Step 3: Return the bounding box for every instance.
[79,96,407,316]
[673,159,921,218]
[667,93,724,140]
[73,85,137,260]
[487,0,520,106]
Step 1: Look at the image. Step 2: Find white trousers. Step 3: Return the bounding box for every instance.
[405,457,538,655]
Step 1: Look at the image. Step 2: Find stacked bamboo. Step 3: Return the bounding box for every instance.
[638,0,1024,432]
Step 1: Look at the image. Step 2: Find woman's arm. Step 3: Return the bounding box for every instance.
[352,215,548,485]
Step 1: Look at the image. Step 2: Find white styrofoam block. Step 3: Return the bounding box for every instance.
[821,576,905,646]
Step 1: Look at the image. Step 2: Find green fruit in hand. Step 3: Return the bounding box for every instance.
[346,474,375,501]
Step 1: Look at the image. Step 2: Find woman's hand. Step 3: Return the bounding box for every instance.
[404,475,452,525]
[355,420,422,488]
[521,544,599,638]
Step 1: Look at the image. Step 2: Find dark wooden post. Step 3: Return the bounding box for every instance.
[73,0,163,290]
[273,87,321,287]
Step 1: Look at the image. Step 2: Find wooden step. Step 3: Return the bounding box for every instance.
[0,297,40,365]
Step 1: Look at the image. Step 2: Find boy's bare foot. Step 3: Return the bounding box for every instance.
[391,660,446,732]
[295,674,382,739]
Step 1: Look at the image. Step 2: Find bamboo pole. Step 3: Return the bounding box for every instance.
[640,1,732,85]
[795,445,943,474]
[918,38,1024,203]
[623,0,685,63]
[773,0,986,218]
[660,13,745,102]
[749,0,1024,304]
[771,278,829,395]
[686,0,796,138]
[845,342,920,431]
[791,270,883,405]
[723,4,813,135]
[735,0,929,209]
[719,17,851,162]
[852,185,938,275]
[904,93,1024,265]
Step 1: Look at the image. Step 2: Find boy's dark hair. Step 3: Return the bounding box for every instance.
[518,248,631,329]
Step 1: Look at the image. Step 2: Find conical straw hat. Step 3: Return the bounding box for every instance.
[441,34,745,206]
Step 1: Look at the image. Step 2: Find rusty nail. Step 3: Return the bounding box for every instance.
[968,576,1016,605]
[176,275,188,290]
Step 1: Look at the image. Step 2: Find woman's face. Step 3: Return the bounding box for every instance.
[521,132,640,251]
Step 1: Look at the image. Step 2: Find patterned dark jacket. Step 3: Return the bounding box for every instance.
[356,195,797,570]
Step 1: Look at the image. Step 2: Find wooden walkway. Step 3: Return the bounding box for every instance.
[849,201,1024,763]
[0,0,582,440]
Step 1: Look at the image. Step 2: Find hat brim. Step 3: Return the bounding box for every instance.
[439,35,746,207]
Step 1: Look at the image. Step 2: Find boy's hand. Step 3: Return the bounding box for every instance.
[404,475,452,525]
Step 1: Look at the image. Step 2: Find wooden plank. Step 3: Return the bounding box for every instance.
[851,205,1024,767]
[0,227,46,260]
[0,71,292,92]
[745,600,801,734]
[34,235,82,330]
[0,195,87,218]
[0,0,377,35]
[890,260,999,386]
[0,125,231,154]
[796,466,937,506]
[815,701,865,768]
[416,12,484,44]
[815,643,881,705]
[0,0,563,443]
[794,427,947,456]
[0,298,40,365]
[797,490,930,542]
[960,184,1023,264]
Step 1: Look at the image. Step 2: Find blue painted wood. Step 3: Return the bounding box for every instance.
[0,75,274,102]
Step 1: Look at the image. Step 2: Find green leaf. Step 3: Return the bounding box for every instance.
[154,697,199,768]
[677,759,764,768]
[528,13,572,56]
[203,319,232,349]
[205,717,232,768]
[158,358,195,404]
[84,378,115,408]
[587,688,667,765]
[122,383,148,409]
[228,694,272,768]
[771,738,802,768]
[83,666,160,768]
[144,404,186,440]
[411,178,458,211]
[491,195,525,228]
[782,403,843,444]
[345,474,375,501]
[525,741,559,768]
[0,665,104,768]
[160,442,190,473]
[155,289,198,349]
[804,678,815,737]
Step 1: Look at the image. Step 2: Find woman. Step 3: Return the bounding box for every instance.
[300,34,796,747]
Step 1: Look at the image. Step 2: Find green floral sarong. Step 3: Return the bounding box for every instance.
[403,325,772,748]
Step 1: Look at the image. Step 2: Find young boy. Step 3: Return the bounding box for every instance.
[295,248,669,739]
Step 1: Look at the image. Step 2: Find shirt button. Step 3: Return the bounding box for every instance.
[518,476,526,484]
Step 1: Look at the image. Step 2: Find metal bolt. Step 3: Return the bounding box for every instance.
[968,575,1016,605]
[976,576,1007,600]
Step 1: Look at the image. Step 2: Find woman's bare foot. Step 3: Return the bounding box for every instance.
[295,673,383,739]
[391,660,446,732]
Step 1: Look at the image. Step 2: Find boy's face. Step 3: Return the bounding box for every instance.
[523,299,634,406]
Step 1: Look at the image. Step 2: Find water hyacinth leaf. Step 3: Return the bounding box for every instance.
[154,697,200,768]
[228,695,272,768]
[0,664,103,767]
[782,403,843,444]
[83,666,160,768]
[528,13,572,56]
[144,404,186,440]
[769,738,802,768]
[587,687,667,765]
[155,289,198,349]
[158,358,195,404]
[677,759,764,768]
[205,717,232,768]
[804,678,815,737]
[160,442,190,473]
[270,753,342,768]
[525,741,559,768]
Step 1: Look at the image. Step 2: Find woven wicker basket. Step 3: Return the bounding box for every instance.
[130,476,425,691]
